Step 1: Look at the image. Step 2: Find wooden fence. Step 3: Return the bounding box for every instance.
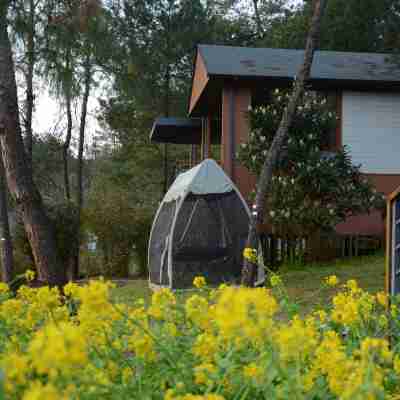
[259,233,383,269]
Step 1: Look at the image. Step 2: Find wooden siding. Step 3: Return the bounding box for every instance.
[221,84,257,201]
[233,86,257,200]
[336,173,400,236]
[189,53,209,115]
[342,91,400,174]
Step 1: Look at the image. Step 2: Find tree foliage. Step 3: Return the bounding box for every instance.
[262,0,395,52]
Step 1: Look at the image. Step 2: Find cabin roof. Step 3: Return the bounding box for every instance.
[198,45,400,81]
[189,45,400,116]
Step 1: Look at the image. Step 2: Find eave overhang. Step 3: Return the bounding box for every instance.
[150,117,202,144]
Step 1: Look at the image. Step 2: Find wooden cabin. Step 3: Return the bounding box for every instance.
[151,44,400,239]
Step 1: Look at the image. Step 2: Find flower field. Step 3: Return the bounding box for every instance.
[1,268,400,399]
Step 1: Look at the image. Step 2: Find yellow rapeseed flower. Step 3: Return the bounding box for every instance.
[193,276,207,289]
[122,367,134,384]
[326,275,339,287]
[185,295,211,331]
[270,274,282,287]
[346,279,359,292]
[194,362,216,386]
[394,355,400,375]
[24,269,35,282]
[192,333,218,361]
[331,292,359,326]
[214,286,278,343]
[1,352,29,393]
[22,381,63,400]
[314,309,327,323]
[376,291,388,307]
[28,322,87,377]
[149,288,176,320]
[243,247,258,263]
[360,337,392,364]
[274,315,318,363]
[243,362,263,381]
[0,282,9,295]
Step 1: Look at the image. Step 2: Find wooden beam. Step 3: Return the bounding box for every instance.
[336,90,342,150]
[221,86,235,178]
[386,198,392,294]
[201,117,212,160]
[190,144,198,167]
[206,116,212,158]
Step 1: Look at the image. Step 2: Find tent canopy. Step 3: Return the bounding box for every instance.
[163,159,235,202]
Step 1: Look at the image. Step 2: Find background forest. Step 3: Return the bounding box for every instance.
[1,0,400,283]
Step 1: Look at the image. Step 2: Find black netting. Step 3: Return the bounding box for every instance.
[171,192,249,288]
[148,201,176,285]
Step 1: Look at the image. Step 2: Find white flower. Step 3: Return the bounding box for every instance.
[284,211,290,218]
[274,88,280,94]
[262,150,268,156]
[241,143,247,149]
[270,210,276,218]
[260,136,266,142]
[252,155,257,161]
[290,178,295,185]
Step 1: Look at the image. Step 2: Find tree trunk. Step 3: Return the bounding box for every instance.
[163,8,171,195]
[252,0,264,38]
[63,50,73,201]
[0,148,13,282]
[71,53,91,280]
[0,3,65,286]
[25,0,35,167]
[241,0,328,286]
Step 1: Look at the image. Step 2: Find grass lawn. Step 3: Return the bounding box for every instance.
[278,252,385,314]
[111,252,386,313]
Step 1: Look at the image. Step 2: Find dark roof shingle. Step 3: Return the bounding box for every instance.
[198,45,400,83]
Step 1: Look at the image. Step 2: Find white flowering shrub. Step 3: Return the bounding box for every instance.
[238,90,385,237]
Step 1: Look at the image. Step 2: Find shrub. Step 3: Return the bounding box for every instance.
[238,90,385,237]
[0,276,400,399]
[83,179,153,277]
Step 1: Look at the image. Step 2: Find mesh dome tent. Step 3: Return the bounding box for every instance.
[148,159,265,289]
